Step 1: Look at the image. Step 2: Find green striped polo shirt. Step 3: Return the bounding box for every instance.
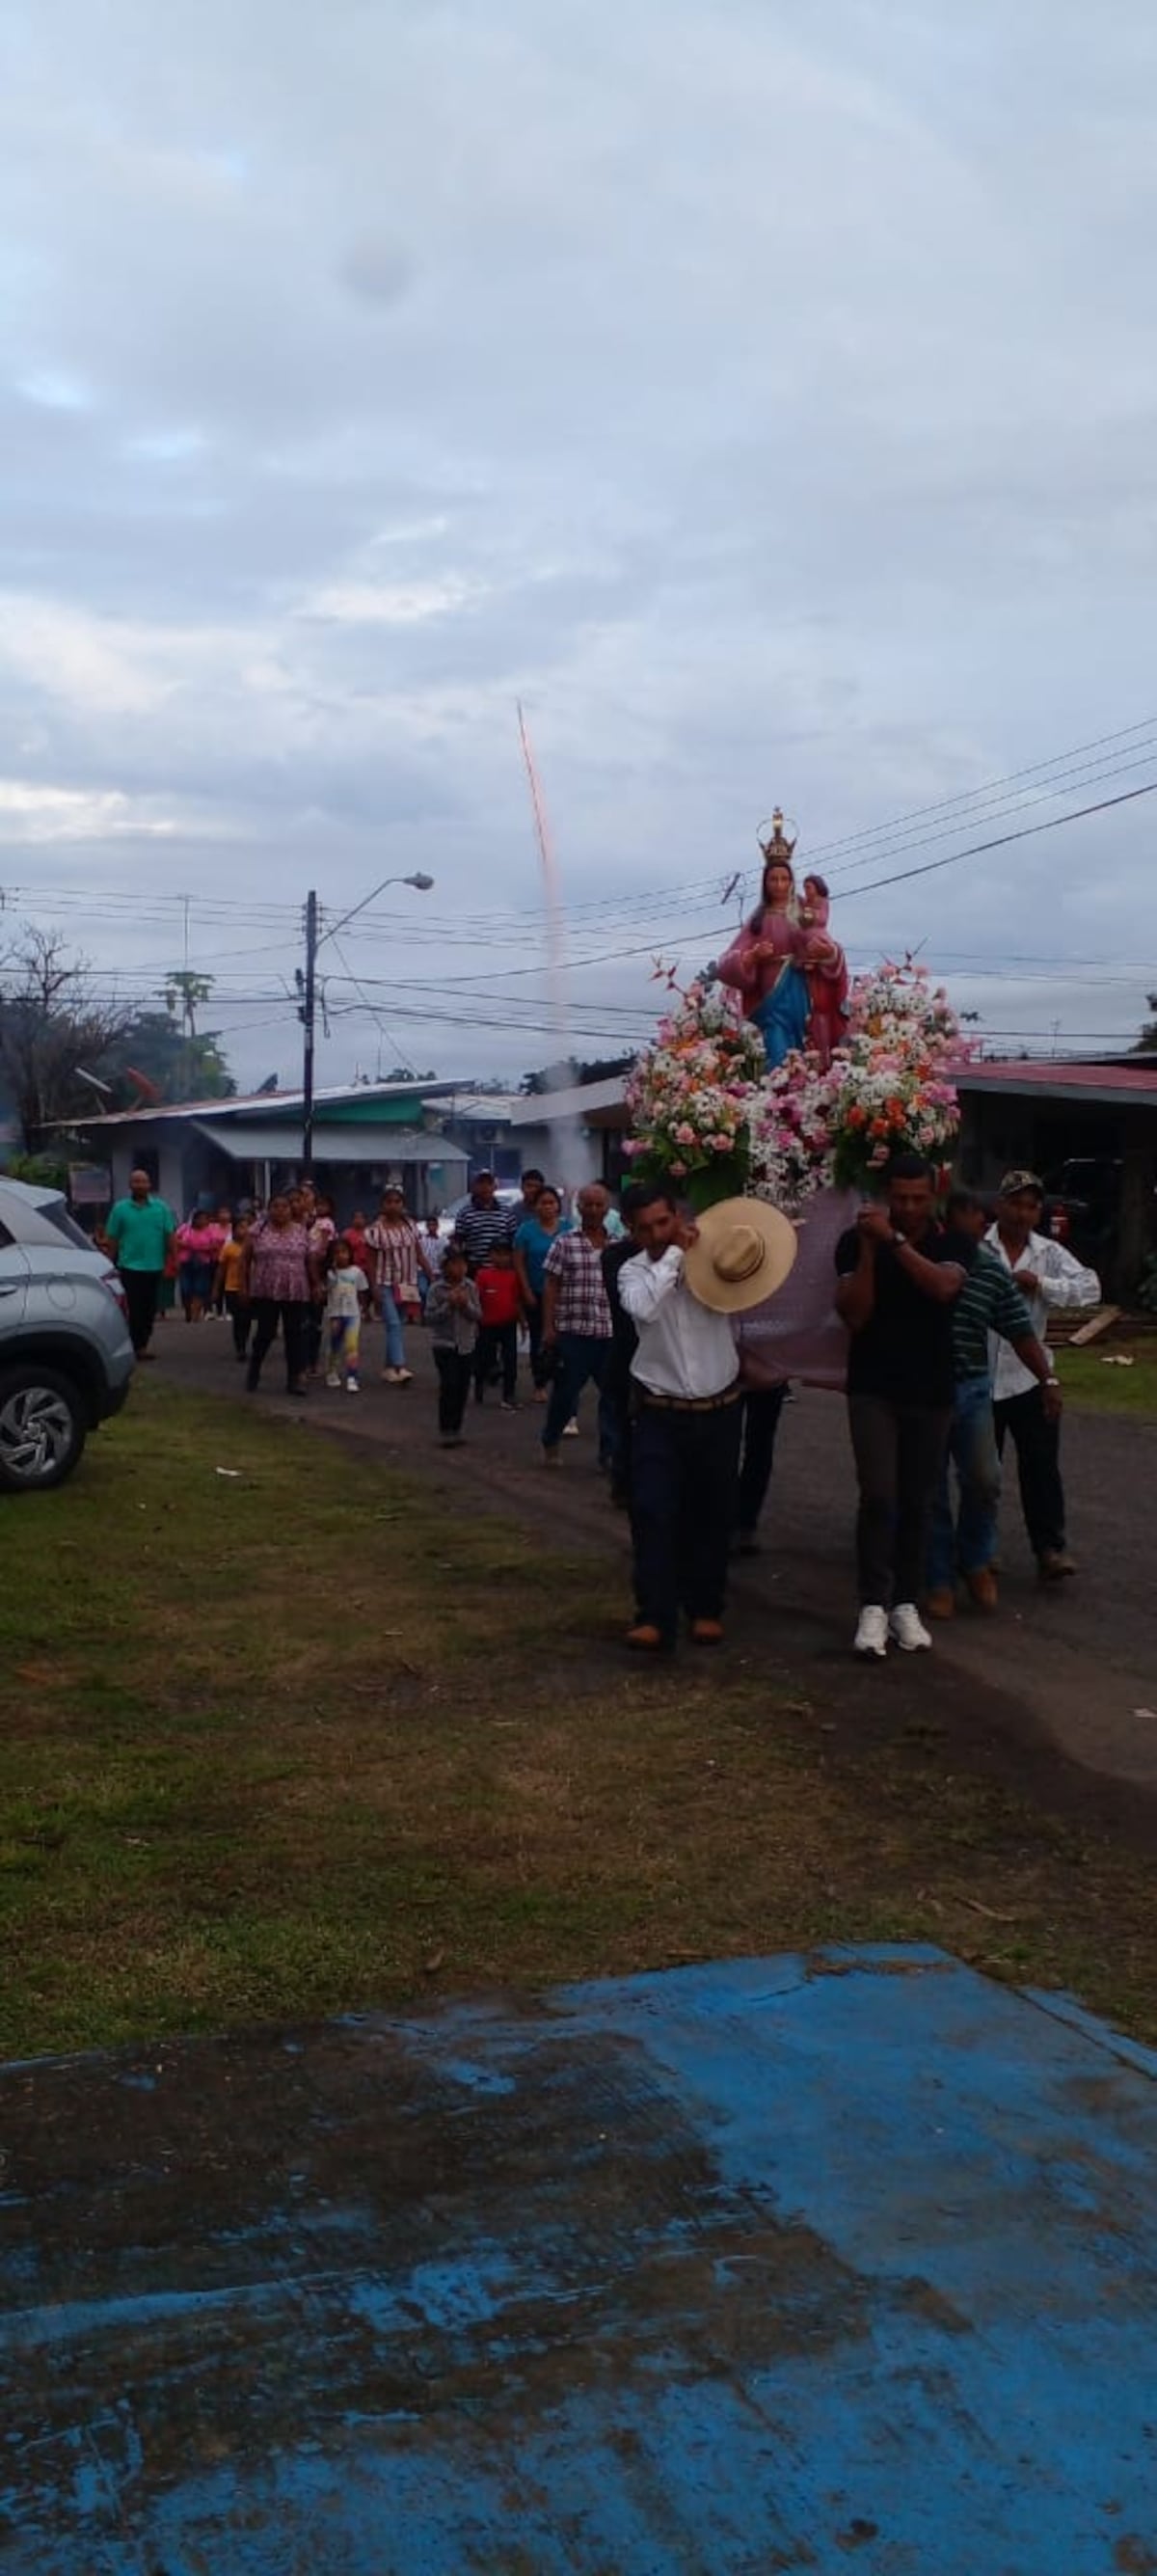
[953,1248,1034,1380]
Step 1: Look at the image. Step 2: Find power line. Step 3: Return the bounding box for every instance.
[837,777,1157,904]
[826,741,1157,889]
[801,713,1157,866]
[326,934,414,1074]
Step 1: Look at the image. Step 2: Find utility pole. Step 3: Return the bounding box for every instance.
[300,890,319,1180]
[298,872,433,1180]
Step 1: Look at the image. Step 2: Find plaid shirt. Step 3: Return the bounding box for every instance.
[545,1230,612,1338]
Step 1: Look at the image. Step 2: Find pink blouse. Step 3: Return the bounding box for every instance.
[175,1222,223,1263]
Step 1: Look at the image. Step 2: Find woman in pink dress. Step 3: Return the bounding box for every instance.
[175,1210,223,1322]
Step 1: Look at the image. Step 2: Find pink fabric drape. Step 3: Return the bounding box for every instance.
[734,1187,858,1392]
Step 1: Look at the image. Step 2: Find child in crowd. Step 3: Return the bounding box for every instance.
[474,1239,523,1409]
[799,872,848,1067]
[175,1208,222,1322]
[211,1206,233,1313]
[324,1237,370,1393]
[342,1209,370,1272]
[425,1246,481,1447]
[419,1211,447,1311]
[213,1216,252,1361]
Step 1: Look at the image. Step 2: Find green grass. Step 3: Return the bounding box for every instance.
[1057,1342,1157,1416]
[3,1374,1157,2061]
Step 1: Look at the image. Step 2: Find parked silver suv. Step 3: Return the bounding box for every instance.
[0,1180,134,1491]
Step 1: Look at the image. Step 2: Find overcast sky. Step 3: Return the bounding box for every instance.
[2,0,1156,1089]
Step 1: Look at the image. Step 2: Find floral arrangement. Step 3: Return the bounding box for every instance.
[626,958,966,1212]
[825,961,966,1191]
[747,1049,836,1210]
[623,976,767,1207]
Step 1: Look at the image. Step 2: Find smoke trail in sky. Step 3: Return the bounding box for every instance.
[517,705,587,1189]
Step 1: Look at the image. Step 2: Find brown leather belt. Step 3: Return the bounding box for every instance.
[638,1381,741,1414]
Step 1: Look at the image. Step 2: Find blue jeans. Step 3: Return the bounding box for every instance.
[543,1334,617,1462]
[380,1287,406,1372]
[928,1372,1002,1591]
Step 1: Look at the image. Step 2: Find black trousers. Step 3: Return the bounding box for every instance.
[848,1394,952,1610]
[605,1352,635,1505]
[247,1298,308,1391]
[435,1346,474,1434]
[121,1267,160,1355]
[525,1300,552,1389]
[631,1396,743,1641]
[994,1384,1066,1558]
[475,1322,518,1402]
[225,1290,251,1358]
[738,1384,789,1535]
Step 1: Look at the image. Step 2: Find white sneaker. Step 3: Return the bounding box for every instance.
[853,1606,889,1659]
[889,1603,932,1653]
[325,1370,341,1388]
[562,1419,579,1439]
[346,1376,360,1394]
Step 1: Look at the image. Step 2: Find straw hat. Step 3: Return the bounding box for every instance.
[683,1197,797,1315]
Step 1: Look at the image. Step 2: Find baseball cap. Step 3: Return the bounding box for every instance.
[997,1169,1044,1200]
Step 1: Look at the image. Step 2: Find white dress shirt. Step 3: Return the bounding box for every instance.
[984,1224,1100,1401]
[619,1245,739,1398]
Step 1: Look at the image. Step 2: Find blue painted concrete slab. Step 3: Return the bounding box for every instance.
[2,1946,1157,2572]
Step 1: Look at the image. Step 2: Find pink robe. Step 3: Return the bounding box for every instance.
[717,909,807,1017]
[798,891,849,1069]
[717,907,848,1067]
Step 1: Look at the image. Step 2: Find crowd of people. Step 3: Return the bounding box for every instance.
[101,1155,1099,1657]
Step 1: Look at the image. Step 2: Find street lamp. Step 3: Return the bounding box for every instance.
[299,871,436,1177]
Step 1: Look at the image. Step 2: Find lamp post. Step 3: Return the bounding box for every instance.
[298,872,435,1178]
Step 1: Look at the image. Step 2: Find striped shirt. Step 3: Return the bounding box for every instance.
[952,1249,1033,1381]
[453,1201,519,1268]
[365,1218,423,1298]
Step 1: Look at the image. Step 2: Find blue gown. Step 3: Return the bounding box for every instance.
[752,963,811,1070]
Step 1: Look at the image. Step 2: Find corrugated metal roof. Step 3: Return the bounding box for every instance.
[190,1122,467,1166]
[56,1078,466,1128]
[953,1058,1157,1106]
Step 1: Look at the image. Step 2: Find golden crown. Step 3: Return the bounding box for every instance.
[758,807,797,864]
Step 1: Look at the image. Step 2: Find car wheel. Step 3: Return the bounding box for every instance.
[0,1366,88,1492]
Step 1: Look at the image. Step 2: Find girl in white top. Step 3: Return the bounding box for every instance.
[324,1239,370,1393]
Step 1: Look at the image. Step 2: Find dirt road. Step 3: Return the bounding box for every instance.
[157,1322,1157,1802]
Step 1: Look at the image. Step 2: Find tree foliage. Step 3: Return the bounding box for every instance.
[0,928,133,1149]
[106,1009,235,1104]
[0,926,235,1150]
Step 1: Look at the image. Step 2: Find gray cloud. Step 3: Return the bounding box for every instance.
[1,0,1155,1084]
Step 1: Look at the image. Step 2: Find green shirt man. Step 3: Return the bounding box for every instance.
[104,1171,175,1358]
[105,1179,175,1273]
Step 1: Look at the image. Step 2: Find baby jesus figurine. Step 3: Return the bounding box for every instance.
[798,874,848,1069]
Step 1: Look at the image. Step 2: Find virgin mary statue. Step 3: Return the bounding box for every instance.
[716,812,848,1071]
